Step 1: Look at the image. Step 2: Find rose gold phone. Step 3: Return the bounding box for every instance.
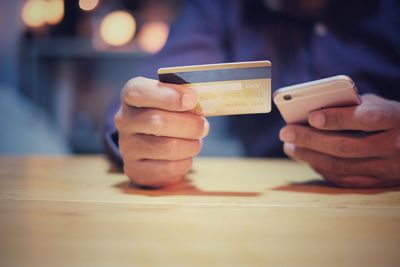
[273,75,361,124]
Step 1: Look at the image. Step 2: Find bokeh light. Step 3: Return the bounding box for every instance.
[79,0,99,12]
[44,0,64,25]
[21,0,46,28]
[99,11,136,46]
[137,21,169,54]
[22,0,64,28]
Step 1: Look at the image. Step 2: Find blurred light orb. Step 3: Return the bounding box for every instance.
[22,0,64,28]
[138,21,169,54]
[44,0,64,25]
[22,0,46,28]
[100,11,136,46]
[79,0,99,11]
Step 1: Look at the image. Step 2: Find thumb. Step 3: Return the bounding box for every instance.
[121,77,197,112]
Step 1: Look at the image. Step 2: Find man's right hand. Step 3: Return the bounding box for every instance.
[114,77,209,188]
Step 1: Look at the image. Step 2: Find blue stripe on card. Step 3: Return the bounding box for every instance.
[158,67,271,84]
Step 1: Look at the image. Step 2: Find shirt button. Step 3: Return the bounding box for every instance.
[314,22,328,37]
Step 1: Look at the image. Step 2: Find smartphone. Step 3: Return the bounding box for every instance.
[273,75,361,124]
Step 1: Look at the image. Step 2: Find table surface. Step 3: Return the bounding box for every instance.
[0,156,399,267]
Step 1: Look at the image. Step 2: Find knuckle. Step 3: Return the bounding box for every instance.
[114,106,138,133]
[386,104,400,127]
[144,108,159,119]
[142,109,163,127]
[364,107,386,125]
[113,108,126,131]
[384,105,397,122]
[362,104,400,131]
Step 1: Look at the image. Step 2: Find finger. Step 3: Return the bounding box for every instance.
[119,134,202,161]
[339,175,400,188]
[308,97,400,132]
[283,143,297,161]
[280,125,399,158]
[308,167,345,187]
[124,158,193,188]
[282,143,400,179]
[341,176,379,188]
[317,170,382,188]
[121,77,197,111]
[115,107,209,140]
[316,168,400,188]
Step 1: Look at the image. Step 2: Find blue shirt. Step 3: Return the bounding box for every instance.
[104,0,400,166]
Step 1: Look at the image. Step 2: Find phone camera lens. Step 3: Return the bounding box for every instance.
[283,95,292,101]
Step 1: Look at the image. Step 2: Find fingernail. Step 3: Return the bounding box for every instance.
[279,128,296,142]
[202,118,210,138]
[181,93,197,109]
[283,143,296,157]
[309,112,325,127]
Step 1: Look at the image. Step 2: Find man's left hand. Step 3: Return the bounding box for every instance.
[279,94,400,188]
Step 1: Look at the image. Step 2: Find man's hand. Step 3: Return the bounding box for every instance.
[114,77,209,188]
[279,94,400,188]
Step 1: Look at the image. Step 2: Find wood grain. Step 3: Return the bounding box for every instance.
[0,156,399,267]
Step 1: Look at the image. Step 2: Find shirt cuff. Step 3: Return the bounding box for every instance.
[103,130,123,170]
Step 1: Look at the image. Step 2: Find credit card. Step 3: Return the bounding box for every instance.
[157,60,271,116]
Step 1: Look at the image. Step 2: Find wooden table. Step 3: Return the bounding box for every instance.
[0,156,399,267]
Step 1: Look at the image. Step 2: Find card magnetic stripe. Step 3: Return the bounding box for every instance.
[158,67,271,85]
